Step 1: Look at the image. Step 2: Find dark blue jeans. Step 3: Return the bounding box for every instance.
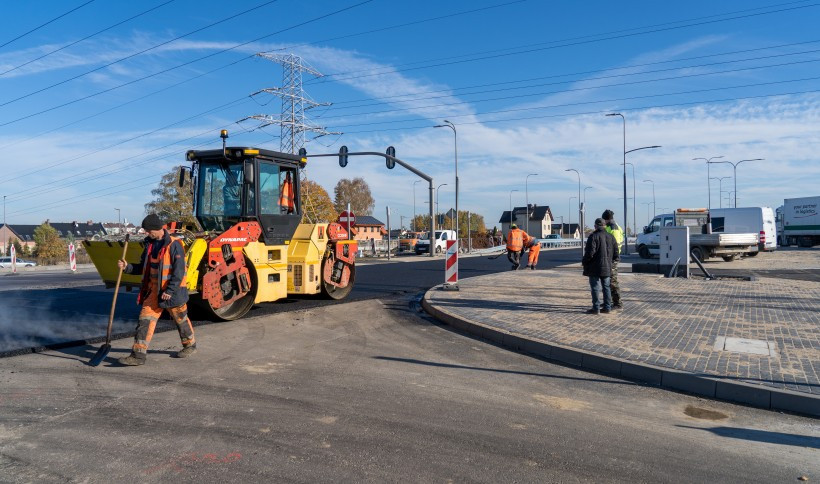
[588,276,612,310]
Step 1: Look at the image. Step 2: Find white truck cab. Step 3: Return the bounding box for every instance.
[415,229,458,254]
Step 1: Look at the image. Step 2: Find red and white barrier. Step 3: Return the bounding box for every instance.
[68,243,76,272]
[10,245,16,274]
[444,239,458,289]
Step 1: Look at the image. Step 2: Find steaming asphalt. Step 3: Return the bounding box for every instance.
[0,250,581,354]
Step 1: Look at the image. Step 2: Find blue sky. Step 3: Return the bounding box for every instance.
[1,0,819,233]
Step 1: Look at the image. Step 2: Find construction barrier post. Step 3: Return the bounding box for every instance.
[69,243,76,272]
[443,239,459,291]
[10,245,16,274]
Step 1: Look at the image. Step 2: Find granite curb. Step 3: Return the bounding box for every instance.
[422,286,820,418]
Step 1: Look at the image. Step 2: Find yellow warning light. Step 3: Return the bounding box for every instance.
[220,129,229,139]
[186,151,196,161]
[301,157,308,163]
[244,149,259,155]
[676,208,708,212]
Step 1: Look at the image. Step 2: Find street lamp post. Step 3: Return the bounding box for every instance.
[434,121,458,236]
[624,162,637,237]
[710,159,763,208]
[569,196,577,227]
[693,155,724,209]
[509,189,519,226]
[565,169,582,249]
[557,216,564,236]
[641,201,653,226]
[525,173,538,235]
[642,179,655,217]
[436,183,448,225]
[709,177,731,208]
[2,195,6,256]
[606,113,660,254]
[115,208,121,233]
[412,180,422,231]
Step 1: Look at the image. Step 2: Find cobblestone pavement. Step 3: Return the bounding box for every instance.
[425,267,820,396]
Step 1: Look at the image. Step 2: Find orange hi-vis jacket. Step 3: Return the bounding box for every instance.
[279,172,295,214]
[506,228,529,252]
[137,235,187,306]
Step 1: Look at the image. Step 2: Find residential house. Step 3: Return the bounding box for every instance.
[498,205,555,238]
[0,221,106,255]
[351,215,387,241]
[102,222,139,236]
[551,223,581,239]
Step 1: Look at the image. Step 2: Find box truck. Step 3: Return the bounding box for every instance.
[778,196,820,247]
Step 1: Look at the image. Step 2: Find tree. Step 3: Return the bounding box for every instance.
[33,223,66,262]
[333,178,374,216]
[301,179,338,223]
[6,237,24,257]
[144,166,197,226]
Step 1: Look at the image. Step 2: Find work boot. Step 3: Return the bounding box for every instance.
[612,303,623,310]
[118,353,146,366]
[586,308,600,315]
[530,265,536,270]
[601,308,611,314]
[176,344,197,359]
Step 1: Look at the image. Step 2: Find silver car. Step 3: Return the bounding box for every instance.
[0,256,37,268]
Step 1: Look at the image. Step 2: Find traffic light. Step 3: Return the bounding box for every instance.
[298,147,307,158]
[386,146,396,169]
[339,145,349,167]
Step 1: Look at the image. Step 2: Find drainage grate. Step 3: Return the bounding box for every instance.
[713,336,778,357]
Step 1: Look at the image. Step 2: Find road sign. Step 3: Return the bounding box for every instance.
[338,210,356,230]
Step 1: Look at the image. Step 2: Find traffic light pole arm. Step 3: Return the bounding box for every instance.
[306,151,436,257]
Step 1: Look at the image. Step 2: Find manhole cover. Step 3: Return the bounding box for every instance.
[713,336,778,357]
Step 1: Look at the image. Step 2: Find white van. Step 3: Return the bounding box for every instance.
[710,207,777,253]
[415,230,458,254]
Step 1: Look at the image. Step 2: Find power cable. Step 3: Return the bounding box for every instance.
[327,39,820,107]
[0,0,281,108]
[0,0,375,127]
[308,1,820,85]
[313,62,820,123]
[0,0,177,77]
[323,48,820,113]
[0,0,96,50]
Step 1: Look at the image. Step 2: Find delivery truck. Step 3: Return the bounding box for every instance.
[778,195,820,247]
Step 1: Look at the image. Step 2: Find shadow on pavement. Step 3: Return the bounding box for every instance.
[677,425,820,449]
[373,356,634,385]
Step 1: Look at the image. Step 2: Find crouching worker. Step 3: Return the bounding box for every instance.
[525,237,541,270]
[505,224,530,270]
[116,214,196,366]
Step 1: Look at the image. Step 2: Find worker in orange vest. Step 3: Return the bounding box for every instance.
[505,224,530,270]
[525,236,541,270]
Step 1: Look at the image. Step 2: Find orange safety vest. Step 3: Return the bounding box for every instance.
[506,228,527,251]
[279,171,295,214]
[140,236,187,298]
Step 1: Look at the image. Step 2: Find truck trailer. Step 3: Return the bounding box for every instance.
[778,195,820,247]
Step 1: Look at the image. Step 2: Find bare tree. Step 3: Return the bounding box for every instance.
[333,178,374,216]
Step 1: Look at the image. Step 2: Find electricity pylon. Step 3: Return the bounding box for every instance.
[240,53,341,223]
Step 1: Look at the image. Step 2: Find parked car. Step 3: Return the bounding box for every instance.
[0,257,37,268]
[545,234,561,240]
[415,230,457,254]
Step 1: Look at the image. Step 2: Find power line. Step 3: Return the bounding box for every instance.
[326,39,820,108]
[0,0,375,128]
[0,0,281,108]
[315,63,820,123]
[322,48,820,114]
[0,0,96,51]
[308,1,820,85]
[0,0,177,77]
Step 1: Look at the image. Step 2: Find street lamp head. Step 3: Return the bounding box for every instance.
[605,113,622,117]
[642,179,652,183]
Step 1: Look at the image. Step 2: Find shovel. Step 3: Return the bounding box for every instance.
[89,234,129,366]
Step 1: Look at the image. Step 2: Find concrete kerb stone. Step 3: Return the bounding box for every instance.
[421,286,820,418]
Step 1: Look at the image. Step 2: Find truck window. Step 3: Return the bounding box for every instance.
[712,217,725,232]
[648,218,661,233]
[662,216,673,227]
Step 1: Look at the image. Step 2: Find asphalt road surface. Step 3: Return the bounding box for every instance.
[0,249,581,354]
[0,294,816,482]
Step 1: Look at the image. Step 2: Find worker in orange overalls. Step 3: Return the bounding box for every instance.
[116,214,195,366]
[505,224,530,270]
[525,236,541,270]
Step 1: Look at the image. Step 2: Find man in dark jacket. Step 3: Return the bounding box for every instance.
[582,218,620,314]
[116,214,196,366]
